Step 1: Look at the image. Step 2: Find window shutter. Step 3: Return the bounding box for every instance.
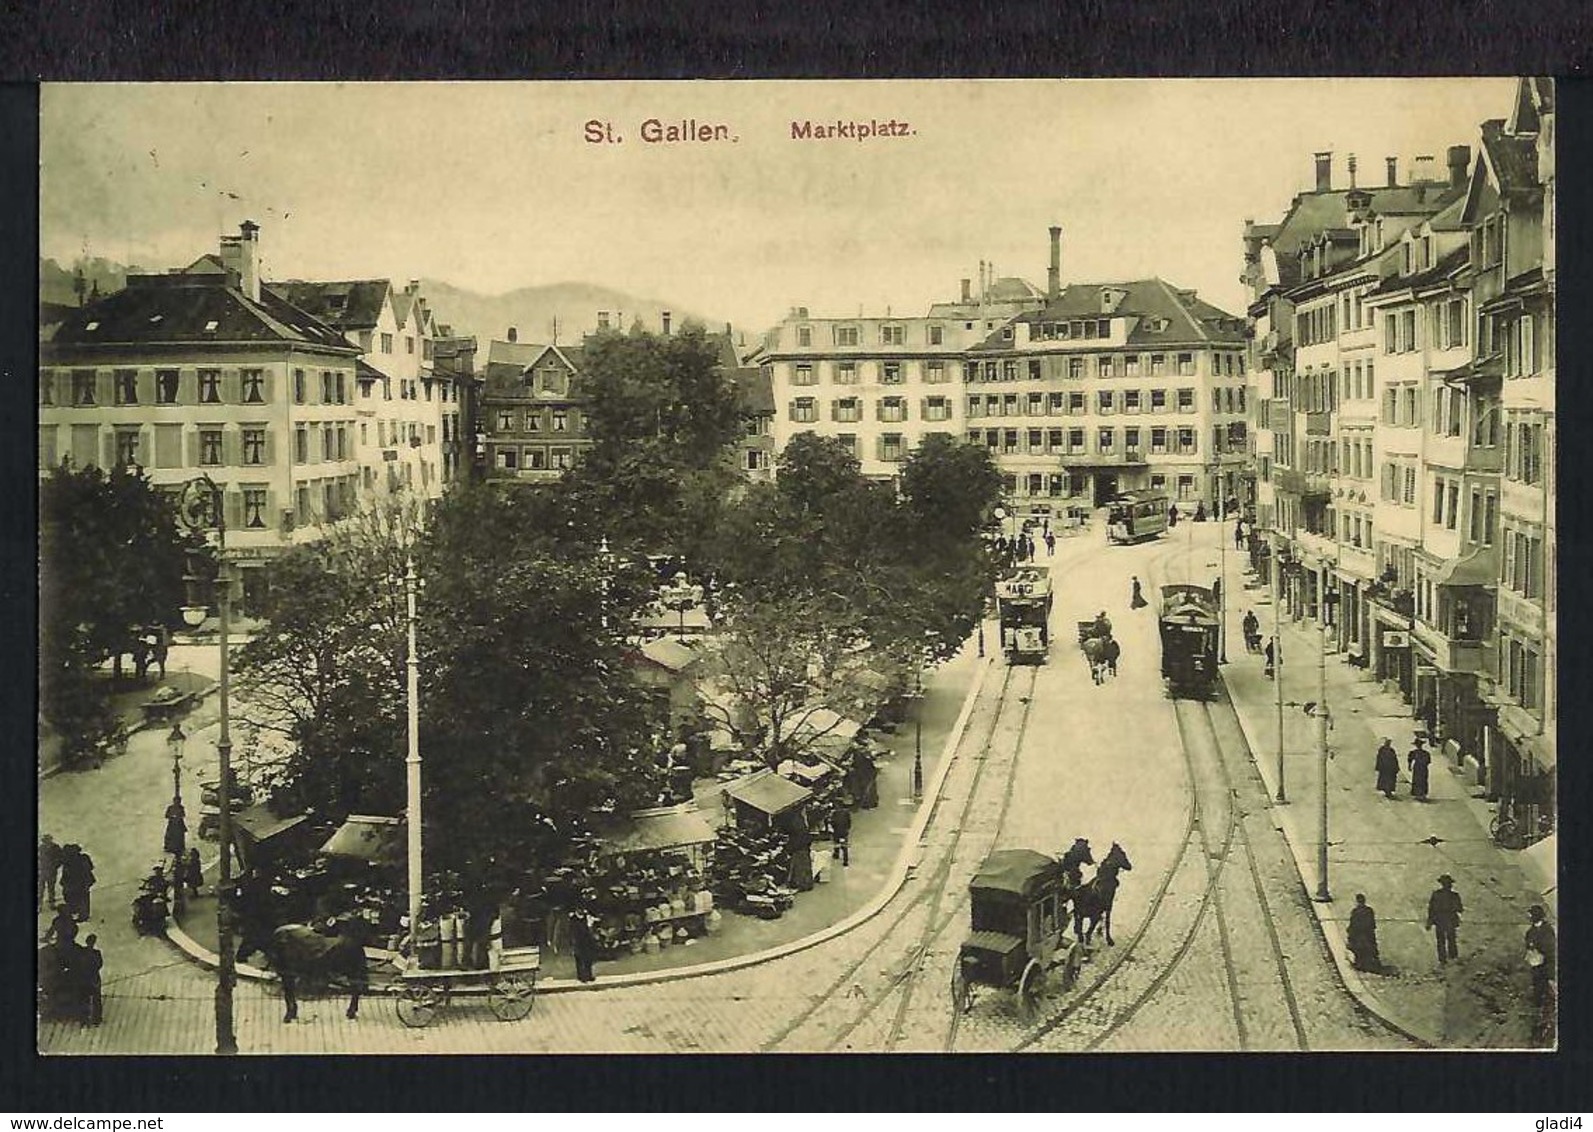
[186,427,200,468]
[223,488,242,534]
[875,436,886,461]
[223,426,241,468]
[101,429,116,469]
[94,370,112,407]
[222,367,239,404]
[919,397,927,420]
[830,400,838,422]
[262,426,276,467]
[787,402,797,421]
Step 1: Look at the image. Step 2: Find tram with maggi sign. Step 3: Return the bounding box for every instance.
[995,567,1053,665]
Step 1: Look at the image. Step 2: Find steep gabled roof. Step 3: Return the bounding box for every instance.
[267,279,393,331]
[485,338,545,368]
[1477,118,1540,196]
[49,272,356,352]
[1366,244,1470,298]
[732,365,774,415]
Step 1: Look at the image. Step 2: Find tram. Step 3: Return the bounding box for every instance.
[1107,490,1170,544]
[1158,583,1219,698]
[995,566,1053,665]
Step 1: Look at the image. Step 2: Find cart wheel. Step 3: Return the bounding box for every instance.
[488,974,535,1022]
[1019,960,1045,1021]
[951,966,973,1015]
[395,981,446,1028]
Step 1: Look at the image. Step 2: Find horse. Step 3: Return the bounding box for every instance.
[256,921,370,1023]
[1081,635,1110,684]
[1102,637,1121,679]
[1072,841,1133,947]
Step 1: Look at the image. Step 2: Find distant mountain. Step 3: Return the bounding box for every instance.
[418,278,739,351]
[40,255,144,307]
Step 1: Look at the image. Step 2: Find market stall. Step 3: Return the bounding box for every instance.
[584,805,719,956]
[230,803,318,875]
[715,770,816,906]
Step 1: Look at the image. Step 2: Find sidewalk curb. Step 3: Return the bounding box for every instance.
[1221,644,1438,1049]
[165,652,999,995]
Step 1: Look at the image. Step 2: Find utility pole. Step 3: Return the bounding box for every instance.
[214,508,237,1054]
[1314,593,1336,902]
[1218,506,1228,664]
[1273,546,1286,803]
[405,557,423,945]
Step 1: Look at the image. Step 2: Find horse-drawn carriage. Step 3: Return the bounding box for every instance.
[1077,617,1120,684]
[951,849,1084,1019]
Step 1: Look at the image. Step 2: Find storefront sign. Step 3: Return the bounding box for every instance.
[1382,630,1410,649]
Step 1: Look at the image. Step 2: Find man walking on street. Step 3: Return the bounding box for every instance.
[830,806,852,866]
[80,933,104,1025]
[1427,874,1463,964]
[38,834,61,912]
[1408,737,1432,801]
[1376,738,1400,799]
[1263,637,1276,679]
[1525,905,1556,1009]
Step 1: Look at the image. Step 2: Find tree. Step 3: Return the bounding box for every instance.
[38,462,205,765]
[563,323,745,563]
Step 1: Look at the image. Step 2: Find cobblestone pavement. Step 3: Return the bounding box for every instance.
[39,524,1411,1054]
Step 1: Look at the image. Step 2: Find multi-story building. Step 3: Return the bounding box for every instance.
[1242,80,1554,831]
[731,364,775,482]
[478,332,591,481]
[39,222,361,611]
[431,328,479,485]
[1471,79,1555,828]
[269,278,460,500]
[966,276,1249,520]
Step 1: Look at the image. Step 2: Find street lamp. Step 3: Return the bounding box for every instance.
[166,723,187,915]
[1218,503,1228,664]
[1313,589,1340,903]
[404,557,423,949]
[1272,542,1287,804]
[175,473,237,1055]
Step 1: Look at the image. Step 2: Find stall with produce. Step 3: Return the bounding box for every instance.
[582,804,720,956]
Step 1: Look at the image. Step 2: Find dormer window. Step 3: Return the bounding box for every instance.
[204,319,219,332]
[149,314,163,324]
[83,321,98,332]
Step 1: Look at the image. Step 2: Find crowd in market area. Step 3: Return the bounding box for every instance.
[37,835,103,1024]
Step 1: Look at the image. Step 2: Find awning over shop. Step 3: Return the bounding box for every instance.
[777,757,837,786]
[319,814,405,866]
[1434,548,1497,587]
[1521,833,1558,917]
[231,805,315,870]
[724,770,812,817]
[1441,355,1504,386]
[600,805,717,854]
[790,707,863,743]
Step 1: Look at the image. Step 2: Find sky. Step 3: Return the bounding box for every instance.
[40,79,1520,333]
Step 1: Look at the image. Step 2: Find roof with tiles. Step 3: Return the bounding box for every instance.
[267,279,392,331]
[48,270,356,353]
[732,365,774,415]
[971,279,1245,351]
[1366,244,1470,298]
[1477,119,1540,196]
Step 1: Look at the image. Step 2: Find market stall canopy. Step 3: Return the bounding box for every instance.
[1521,832,1557,918]
[603,805,717,854]
[777,757,837,786]
[970,849,1065,900]
[790,707,863,744]
[724,770,812,817]
[231,804,314,870]
[636,637,700,674]
[319,814,405,866]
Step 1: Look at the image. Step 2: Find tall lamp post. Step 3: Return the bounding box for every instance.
[404,557,423,945]
[176,474,236,1055]
[166,723,187,916]
[1314,589,1339,903]
[1218,503,1228,664]
[1272,543,1287,804]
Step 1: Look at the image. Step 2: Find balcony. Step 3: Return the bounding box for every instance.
[1412,621,1489,675]
[1426,432,1503,474]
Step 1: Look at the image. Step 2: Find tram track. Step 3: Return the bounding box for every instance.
[758,662,1038,1052]
[1008,534,1306,1051]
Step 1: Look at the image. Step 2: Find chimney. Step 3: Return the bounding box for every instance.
[407,279,420,294]
[1048,225,1062,300]
[960,277,971,304]
[1347,154,1357,188]
[1447,144,1471,188]
[1412,154,1438,184]
[219,220,261,303]
[597,310,610,331]
[1313,151,1333,192]
[1386,156,1398,187]
[662,311,672,336]
[507,326,517,343]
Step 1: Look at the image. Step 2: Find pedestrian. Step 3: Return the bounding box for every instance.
[38,834,62,912]
[1130,576,1148,609]
[1375,738,1400,799]
[1024,533,1036,562]
[1420,698,1439,743]
[151,627,169,680]
[570,908,598,983]
[1241,610,1260,653]
[1167,504,1179,529]
[59,843,95,922]
[163,800,187,860]
[1525,905,1557,1009]
[1408,737,1432,801]
[79,933,104,1025]
[1044,530,1056,557]
[1347,894,1382,973]
[1426,874,1463,964]
[1234,518,1246,550]
[830,806,852,867]
[1263,637,1276,679]
[181,847,203,898]
[44,904,78,948]
[1194,500,1207,522]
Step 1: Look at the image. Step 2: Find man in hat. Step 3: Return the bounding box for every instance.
[1525,905,1557,1009]
[1375,738,1400,799]
[1426,874,1463,964]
